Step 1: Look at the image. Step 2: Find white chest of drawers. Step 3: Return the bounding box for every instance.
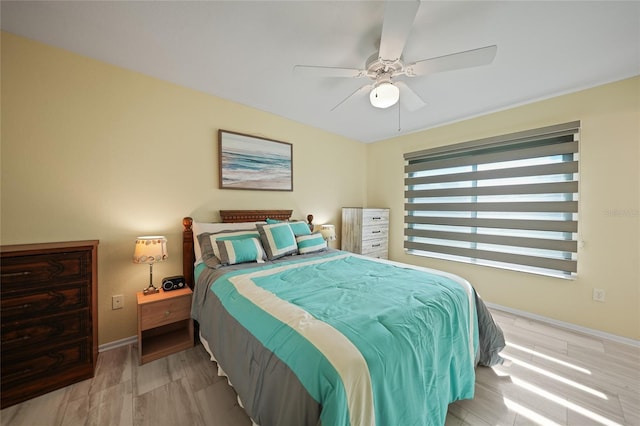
[341,208,389,259]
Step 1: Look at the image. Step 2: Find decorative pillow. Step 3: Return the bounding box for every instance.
[198,229,261,268]
[289,221,312,236]
[265,218,310,236]
[296,233,328,254]
[192,221,259,264]
[257,223,298,260]
[216,237,266,265]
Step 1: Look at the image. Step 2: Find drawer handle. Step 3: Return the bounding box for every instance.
[1,271,32,278]
[164,311,171,317]
[372,244,381,248]
[371,230,381,234]
[372,217,382,220]
[5,335,31,344]
[5,303,32,311]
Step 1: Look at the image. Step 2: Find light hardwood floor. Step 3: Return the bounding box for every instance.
[1,309,638,426]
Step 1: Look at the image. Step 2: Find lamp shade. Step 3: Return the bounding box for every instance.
[133,236,168,264]
[319,224,337,241]
[370,82,399,109]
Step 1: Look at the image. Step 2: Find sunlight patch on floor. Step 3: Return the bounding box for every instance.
[506,341,591,375]
[510,376,622,426]
[501,353,607,400]
[503,398,562,426]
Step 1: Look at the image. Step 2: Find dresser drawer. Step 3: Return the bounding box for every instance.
[361,248,388,260]
[1,310,90,353]
[1,338,91,387]
[360,237,388,255]
[362,209,389,225]
[140,295,191,331]
[361,225,389,242]
[1,251,90,289]
[1,285,89,322]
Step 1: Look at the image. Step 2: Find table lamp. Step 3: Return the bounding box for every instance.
[133,236,168,295]
[320,224,337,243]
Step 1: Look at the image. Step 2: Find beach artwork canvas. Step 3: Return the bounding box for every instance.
[219,130,293,191]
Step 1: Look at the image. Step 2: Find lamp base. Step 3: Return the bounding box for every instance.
[142,285,160,295]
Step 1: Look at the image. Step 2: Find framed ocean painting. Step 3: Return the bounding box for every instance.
[218,130,293,191]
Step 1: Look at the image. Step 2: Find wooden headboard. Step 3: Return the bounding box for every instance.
[220,209,292,223]
[182,210,294,289]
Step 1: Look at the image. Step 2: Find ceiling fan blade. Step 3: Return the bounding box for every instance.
[378,0,420,61]
[396,81,426,112]
[294,65,367,78]
[407,45,498,77]
[331,84,372,111]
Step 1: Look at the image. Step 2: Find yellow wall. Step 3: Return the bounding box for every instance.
[1,33,367,345]
[367,76,640,340]
[2,32,638,344]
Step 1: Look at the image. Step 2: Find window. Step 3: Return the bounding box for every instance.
[404,122,580,278]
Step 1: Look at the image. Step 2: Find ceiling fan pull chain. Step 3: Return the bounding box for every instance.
[397,101,402,132]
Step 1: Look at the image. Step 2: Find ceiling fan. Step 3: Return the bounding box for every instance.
[294,0,497,112]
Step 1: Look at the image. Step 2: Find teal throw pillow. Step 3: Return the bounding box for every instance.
[216,237,266,265]
[296,233,327,254]
[257,223,298,260]
[289,221,312,236]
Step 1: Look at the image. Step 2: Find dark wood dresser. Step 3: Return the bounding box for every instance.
[1,240,98,409]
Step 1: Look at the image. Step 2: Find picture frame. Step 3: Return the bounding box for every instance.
[218,130,293,191]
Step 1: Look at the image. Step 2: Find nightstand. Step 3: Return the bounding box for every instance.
[136,287,193,365]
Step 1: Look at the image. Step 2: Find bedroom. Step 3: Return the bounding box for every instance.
[1,1,638,425]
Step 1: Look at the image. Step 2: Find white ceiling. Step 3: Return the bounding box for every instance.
[2,1,639,143]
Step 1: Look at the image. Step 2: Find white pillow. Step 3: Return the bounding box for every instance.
[192,221,262,265]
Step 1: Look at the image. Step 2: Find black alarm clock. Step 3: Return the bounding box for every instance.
[162,275,186,291]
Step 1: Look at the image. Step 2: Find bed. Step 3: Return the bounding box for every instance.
[182,210,505,426]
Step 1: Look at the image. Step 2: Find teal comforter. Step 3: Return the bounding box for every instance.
[209,252,479,426]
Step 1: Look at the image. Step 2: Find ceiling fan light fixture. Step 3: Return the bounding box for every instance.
[369,82,399,109]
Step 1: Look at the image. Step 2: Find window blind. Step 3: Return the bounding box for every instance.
[404,121,580,278]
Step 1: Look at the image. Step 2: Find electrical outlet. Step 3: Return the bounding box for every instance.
[112,294,124,310]
[592,288,605,303]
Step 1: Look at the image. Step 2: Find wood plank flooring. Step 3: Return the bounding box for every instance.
[1,309,638,426]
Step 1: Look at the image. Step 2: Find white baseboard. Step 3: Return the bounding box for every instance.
[486,302,640,348]
[98,335,137,352]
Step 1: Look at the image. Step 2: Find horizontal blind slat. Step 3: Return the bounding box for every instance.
[405,141,578,174]
[404,216,578,233]
[404,201,578,213]
[405,161,578,186]
[404,241,577,273]
[405,181,578,199]
[404,228,578,252]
